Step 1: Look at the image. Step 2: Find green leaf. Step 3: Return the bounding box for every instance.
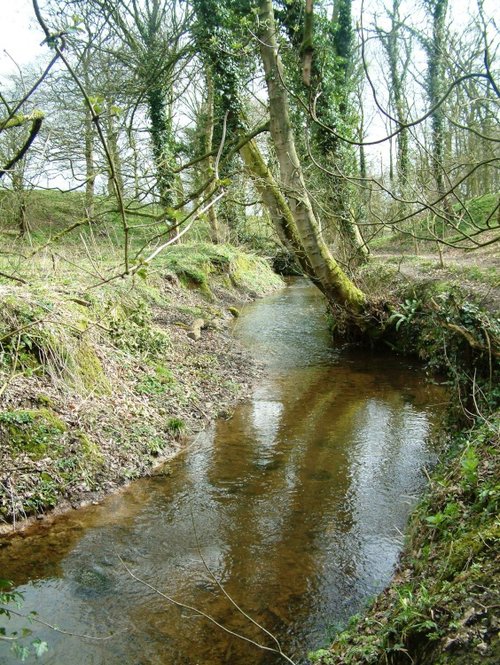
[33,639,49,658]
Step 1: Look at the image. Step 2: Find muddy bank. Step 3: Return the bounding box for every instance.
[0,245,283,534]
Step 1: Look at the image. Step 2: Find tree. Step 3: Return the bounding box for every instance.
[276,0,368,265]
[256,0,366,314]
[375,0,411,204]
[90,0,192,210]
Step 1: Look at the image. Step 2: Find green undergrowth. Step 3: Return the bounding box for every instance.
[153,243,282,296]
[0,241,282,523]
[312,265,499,665]
[359,262,499,396]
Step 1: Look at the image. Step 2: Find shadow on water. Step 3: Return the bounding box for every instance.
[0,279,447,664]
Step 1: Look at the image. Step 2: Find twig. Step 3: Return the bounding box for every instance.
[5,608,122,641]
[0,271,27,285]
[189,508,291,659]
[118,556,297,663]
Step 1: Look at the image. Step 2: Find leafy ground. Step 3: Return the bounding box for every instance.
[0,235,282,531]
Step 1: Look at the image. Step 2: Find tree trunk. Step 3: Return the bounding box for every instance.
[257,0,366,313]
[425,0,450,211]
[83,106,95,222]
[240,139,314,277]
[12,169,28,236]
[106,111,124,201]
[204,67,221,243]
[148,86,174,209]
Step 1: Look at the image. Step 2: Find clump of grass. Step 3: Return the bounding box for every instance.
[0,287,111,394]
[166,417,185,435]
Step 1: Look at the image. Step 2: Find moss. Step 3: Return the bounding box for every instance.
[73,342,111,394]
[229,253,282,295]
[36,393,55,407]
[73,430,104,465]
[0,408,66,459]
[442,523,498,575]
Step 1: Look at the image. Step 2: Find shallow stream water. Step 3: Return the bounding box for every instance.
[0,279,446,664]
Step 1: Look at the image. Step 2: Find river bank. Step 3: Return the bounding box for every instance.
[313,260,499,665]
[0,243,283,534]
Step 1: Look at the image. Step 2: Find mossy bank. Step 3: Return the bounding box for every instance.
[0,243,283,532]
[313,260,499,665]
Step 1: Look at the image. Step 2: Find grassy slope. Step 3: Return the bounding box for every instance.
[0,190,283,527]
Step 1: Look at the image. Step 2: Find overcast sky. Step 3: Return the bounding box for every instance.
[2,0,497,75]
[0,0,44,78]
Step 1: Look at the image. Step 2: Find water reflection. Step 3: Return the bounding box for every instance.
[0,280,446,664]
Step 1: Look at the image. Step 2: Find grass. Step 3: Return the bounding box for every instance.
[0,189,282,298]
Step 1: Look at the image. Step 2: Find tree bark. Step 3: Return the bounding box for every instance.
[204,67,221,243]
[425,0,450,207]
[257,0,366,313]
[83,105,95,221]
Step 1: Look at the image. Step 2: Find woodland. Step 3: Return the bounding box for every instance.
[0,0,499,664]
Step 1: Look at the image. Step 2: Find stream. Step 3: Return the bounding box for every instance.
[0,279,446,664]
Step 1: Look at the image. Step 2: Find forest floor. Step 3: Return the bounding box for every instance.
[0,241,283,535]
[371,238,499,311]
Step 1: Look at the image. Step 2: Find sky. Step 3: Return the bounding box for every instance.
[2,0,497,77]
[0,0,45,79]
[0,0,498,181]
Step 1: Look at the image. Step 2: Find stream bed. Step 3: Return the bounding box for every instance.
[0,280,446,664]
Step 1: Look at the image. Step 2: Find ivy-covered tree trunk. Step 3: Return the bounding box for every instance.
[324,0,367,264]
[11,167,28,236]
[203,67,221,243]
[424,0,449,208]
[257,0,366,313]
[377,0,410,218]
[278,0,367,265]
[148,85,174,209]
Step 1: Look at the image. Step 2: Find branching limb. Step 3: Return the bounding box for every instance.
[118,555,297,664]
